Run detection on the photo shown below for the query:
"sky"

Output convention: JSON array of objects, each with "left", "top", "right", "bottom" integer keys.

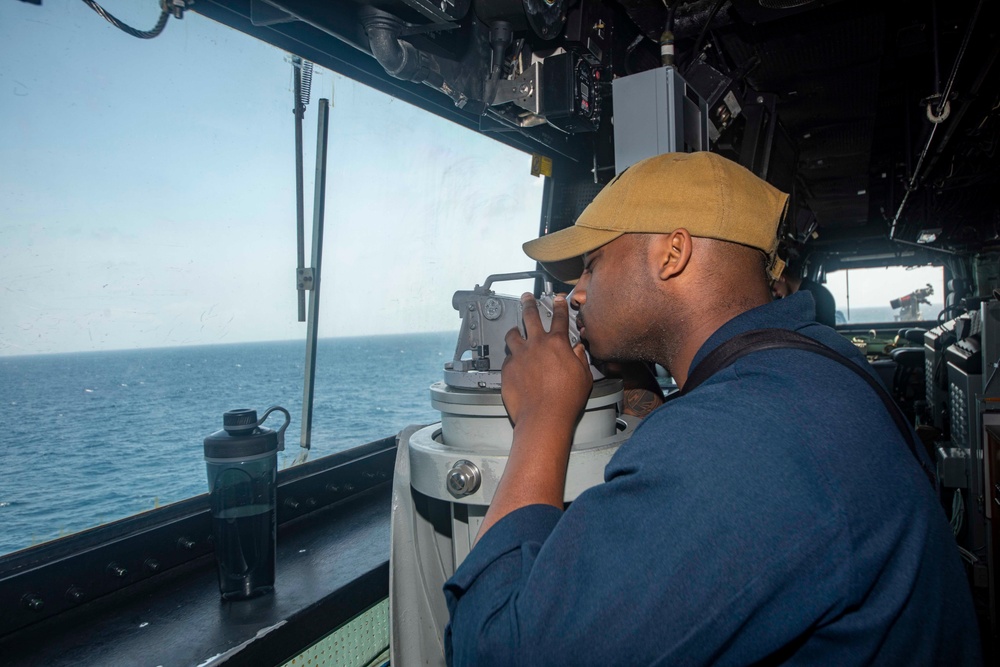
[{"left": 0, "top": 0, "right": 543, "bottom": 356}]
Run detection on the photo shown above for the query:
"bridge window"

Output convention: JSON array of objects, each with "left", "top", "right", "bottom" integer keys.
[
  {"left": 825, "top": 266, "right": 946, "bottom": 324},
  {"left": 0, "top": 3, "right": 541, "bottom": 556}
]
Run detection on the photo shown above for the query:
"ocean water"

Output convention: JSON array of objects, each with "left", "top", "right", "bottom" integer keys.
[
  {"left": 837, "top": 304, "right": 945, "bottom": 325},
  {"left": 0, "top": 332, "right": 457, "bottom": 556}
]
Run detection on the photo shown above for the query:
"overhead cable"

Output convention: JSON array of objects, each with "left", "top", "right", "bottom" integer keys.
[
  {"left": 890, "top": 0, "right": 985, "bottom": 241},
  {"left": 81, "top": 0, "right": 171, "bottom": 39}
]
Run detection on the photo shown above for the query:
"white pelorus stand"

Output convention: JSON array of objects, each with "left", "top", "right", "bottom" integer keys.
[{"left": 388, "top": 278, "right": 636, "bottom": 667}]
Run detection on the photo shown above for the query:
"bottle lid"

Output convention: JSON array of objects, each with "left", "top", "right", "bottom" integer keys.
[
  {"left": 223, "top": 408, "right": 258, "bottom": 434},
  {"left": 204, "top": 409, "right": 279, "bottom": 460}
]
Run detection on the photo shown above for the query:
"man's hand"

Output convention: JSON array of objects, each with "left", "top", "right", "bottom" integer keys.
[
  {"left": 501, "top": 293, "right": 593, "bottom": 430},
  {"left": 474, "top": 293, "right": 592, "bottom": 545}
]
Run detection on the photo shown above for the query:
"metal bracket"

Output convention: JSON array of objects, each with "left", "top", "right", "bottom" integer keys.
[
  {"left": 479, "top": 270, "right": 547, "bottom": 293},
  {"left": 492, "top": 62, "right": 541, "bottom": 114},
  {"left": 163, "top": 0, "right": 191, "bottom": 20},
  {"left": 297, "top": 267, "right": 315, "bottom": 291}
]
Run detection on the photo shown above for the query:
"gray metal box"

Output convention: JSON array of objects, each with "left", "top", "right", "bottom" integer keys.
[{"left": 612, "top": 67, "right": 709, "bottom": 174}]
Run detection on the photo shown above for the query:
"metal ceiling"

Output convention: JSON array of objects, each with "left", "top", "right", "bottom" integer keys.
[{"left": 193, "top": 0, "right": 1000, "bottom": 254}]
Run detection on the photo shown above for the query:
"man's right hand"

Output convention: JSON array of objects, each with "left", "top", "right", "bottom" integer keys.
[
  {"left": 473, "top": 294, "right": 592, "bottom": 544},
  {"left": 501, "top": 293, "right": 593, "bottom": 431}
]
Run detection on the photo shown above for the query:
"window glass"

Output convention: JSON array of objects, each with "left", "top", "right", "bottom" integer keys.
[
  {"left": 0, "top": 2, "right": 542, "bottom": 555},
  {"left": 825, "top": 266, "right": 946, "bottom": 324}
]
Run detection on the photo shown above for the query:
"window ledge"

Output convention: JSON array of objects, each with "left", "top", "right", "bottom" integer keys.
[{"left": 1, "top": 449, "right": 395, "bottom": 666}]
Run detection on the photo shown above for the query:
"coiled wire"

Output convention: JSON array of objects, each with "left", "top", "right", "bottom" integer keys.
[{"left": 81, "top": 0, "right": 171, "bottom": 40}]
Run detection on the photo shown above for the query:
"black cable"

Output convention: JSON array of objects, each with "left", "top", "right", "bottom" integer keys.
[
  {"left": 624, "top": 34, "right": 645, "bottom": 75},
  {"left": 666, "top": 1, "right": 679, "bottom": 32},
  {"left": 687, "top": 0, "right": 728, "bottom": 73},
  {"left": 81, "top": 0, "right": 170, "bottom": 39}
]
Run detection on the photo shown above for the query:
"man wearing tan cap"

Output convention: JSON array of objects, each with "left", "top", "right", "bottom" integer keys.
[{"left": 444, "top": 152, "right": 980, "bottom": 665}]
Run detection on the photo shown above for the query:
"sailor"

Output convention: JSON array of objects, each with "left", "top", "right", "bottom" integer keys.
[
  {"left": 773, "top": 257, "right": 838, "bottom": 328},
  {"left": 444, "top": 152, "right": 981, "bottom": 665}
]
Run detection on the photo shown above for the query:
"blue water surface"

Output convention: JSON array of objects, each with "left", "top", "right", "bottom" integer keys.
[{"left": 0, "top": 332, "right": 456, "bottom": 555}]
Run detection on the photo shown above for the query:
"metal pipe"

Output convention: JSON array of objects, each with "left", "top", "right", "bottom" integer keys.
[
  {"left": 936, "top": 0, "right": 983, "bottom": 118},
  {"left": 298, "top": 99, "right": 330, "bottom": 465},
  {"left": 293, "top": 57, "right": 307, "bottom": 322},
  {"left": 890, "top": 235, "right": 959, "bottom": 256},
  {"left": 889, "top": 122, "right": 938, "bottom": 240},
  {"left": 931, "top": 0, "right": 941, "bottom": 96},
  {"left": 846, "top": 269, "right": 850, "bottom": 321},
  {"left": 360, "top": 8, "right": 443, "bottom": 89},
  {"left": 919, "top": 39, "right": 1000, "bottom": 182},
  {"left": 534, "top": 172, "right": 557, "bottom": 295},
  {"left": 890, "top": 0, "right": 983, "bottom": 241}
]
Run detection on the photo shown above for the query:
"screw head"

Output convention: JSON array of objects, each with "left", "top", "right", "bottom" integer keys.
[{"left": 447, "top": 460, "right": 482, "bottom": 498}]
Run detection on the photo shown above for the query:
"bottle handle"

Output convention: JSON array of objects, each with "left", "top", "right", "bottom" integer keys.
[{"left": 257, "top": 406, "right": 291, "bottom": 451}]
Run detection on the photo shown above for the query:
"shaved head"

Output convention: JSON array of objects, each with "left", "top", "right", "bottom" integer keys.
[{"left": 693, "top": 238, "right": 772, "bottom": 313}]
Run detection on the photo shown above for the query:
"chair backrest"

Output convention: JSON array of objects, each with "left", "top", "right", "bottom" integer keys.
[{"left": 946, "top": 278, "right": 971, "bottom": 309}]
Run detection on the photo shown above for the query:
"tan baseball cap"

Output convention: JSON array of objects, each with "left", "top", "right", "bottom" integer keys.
[{"left": 523, "top": 151, "right": 789, "bottom": 283}]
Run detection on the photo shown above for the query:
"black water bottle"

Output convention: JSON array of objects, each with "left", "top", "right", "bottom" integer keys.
[{"left": 203, "top": 406, "right": 290, "bottom": 600}]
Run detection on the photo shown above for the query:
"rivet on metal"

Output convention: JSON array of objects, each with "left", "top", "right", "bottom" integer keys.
[{"left": 21, "top": 593, "right": 44, "bottom": 611}]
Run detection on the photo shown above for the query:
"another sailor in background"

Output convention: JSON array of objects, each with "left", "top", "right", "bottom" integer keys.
[
  {"left": 772, "top": 257, "right": 838, "bottom": 328},
  {"left": 444, "top": 152, "right": 981, "bottom": 666}
]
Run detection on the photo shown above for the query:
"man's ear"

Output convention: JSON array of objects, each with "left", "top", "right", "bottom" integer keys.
[{"left": 652, "top": 229, "right": 692, "bottom": 280}]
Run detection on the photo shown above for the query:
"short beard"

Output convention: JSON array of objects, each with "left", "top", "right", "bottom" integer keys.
[{"left": 601, "top": 286, "right": 684, "bottom": 373}]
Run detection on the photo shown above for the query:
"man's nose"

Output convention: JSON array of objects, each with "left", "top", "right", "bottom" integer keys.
[{"left": 570, "top": 277, "right": 587, "bottom": 308}]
